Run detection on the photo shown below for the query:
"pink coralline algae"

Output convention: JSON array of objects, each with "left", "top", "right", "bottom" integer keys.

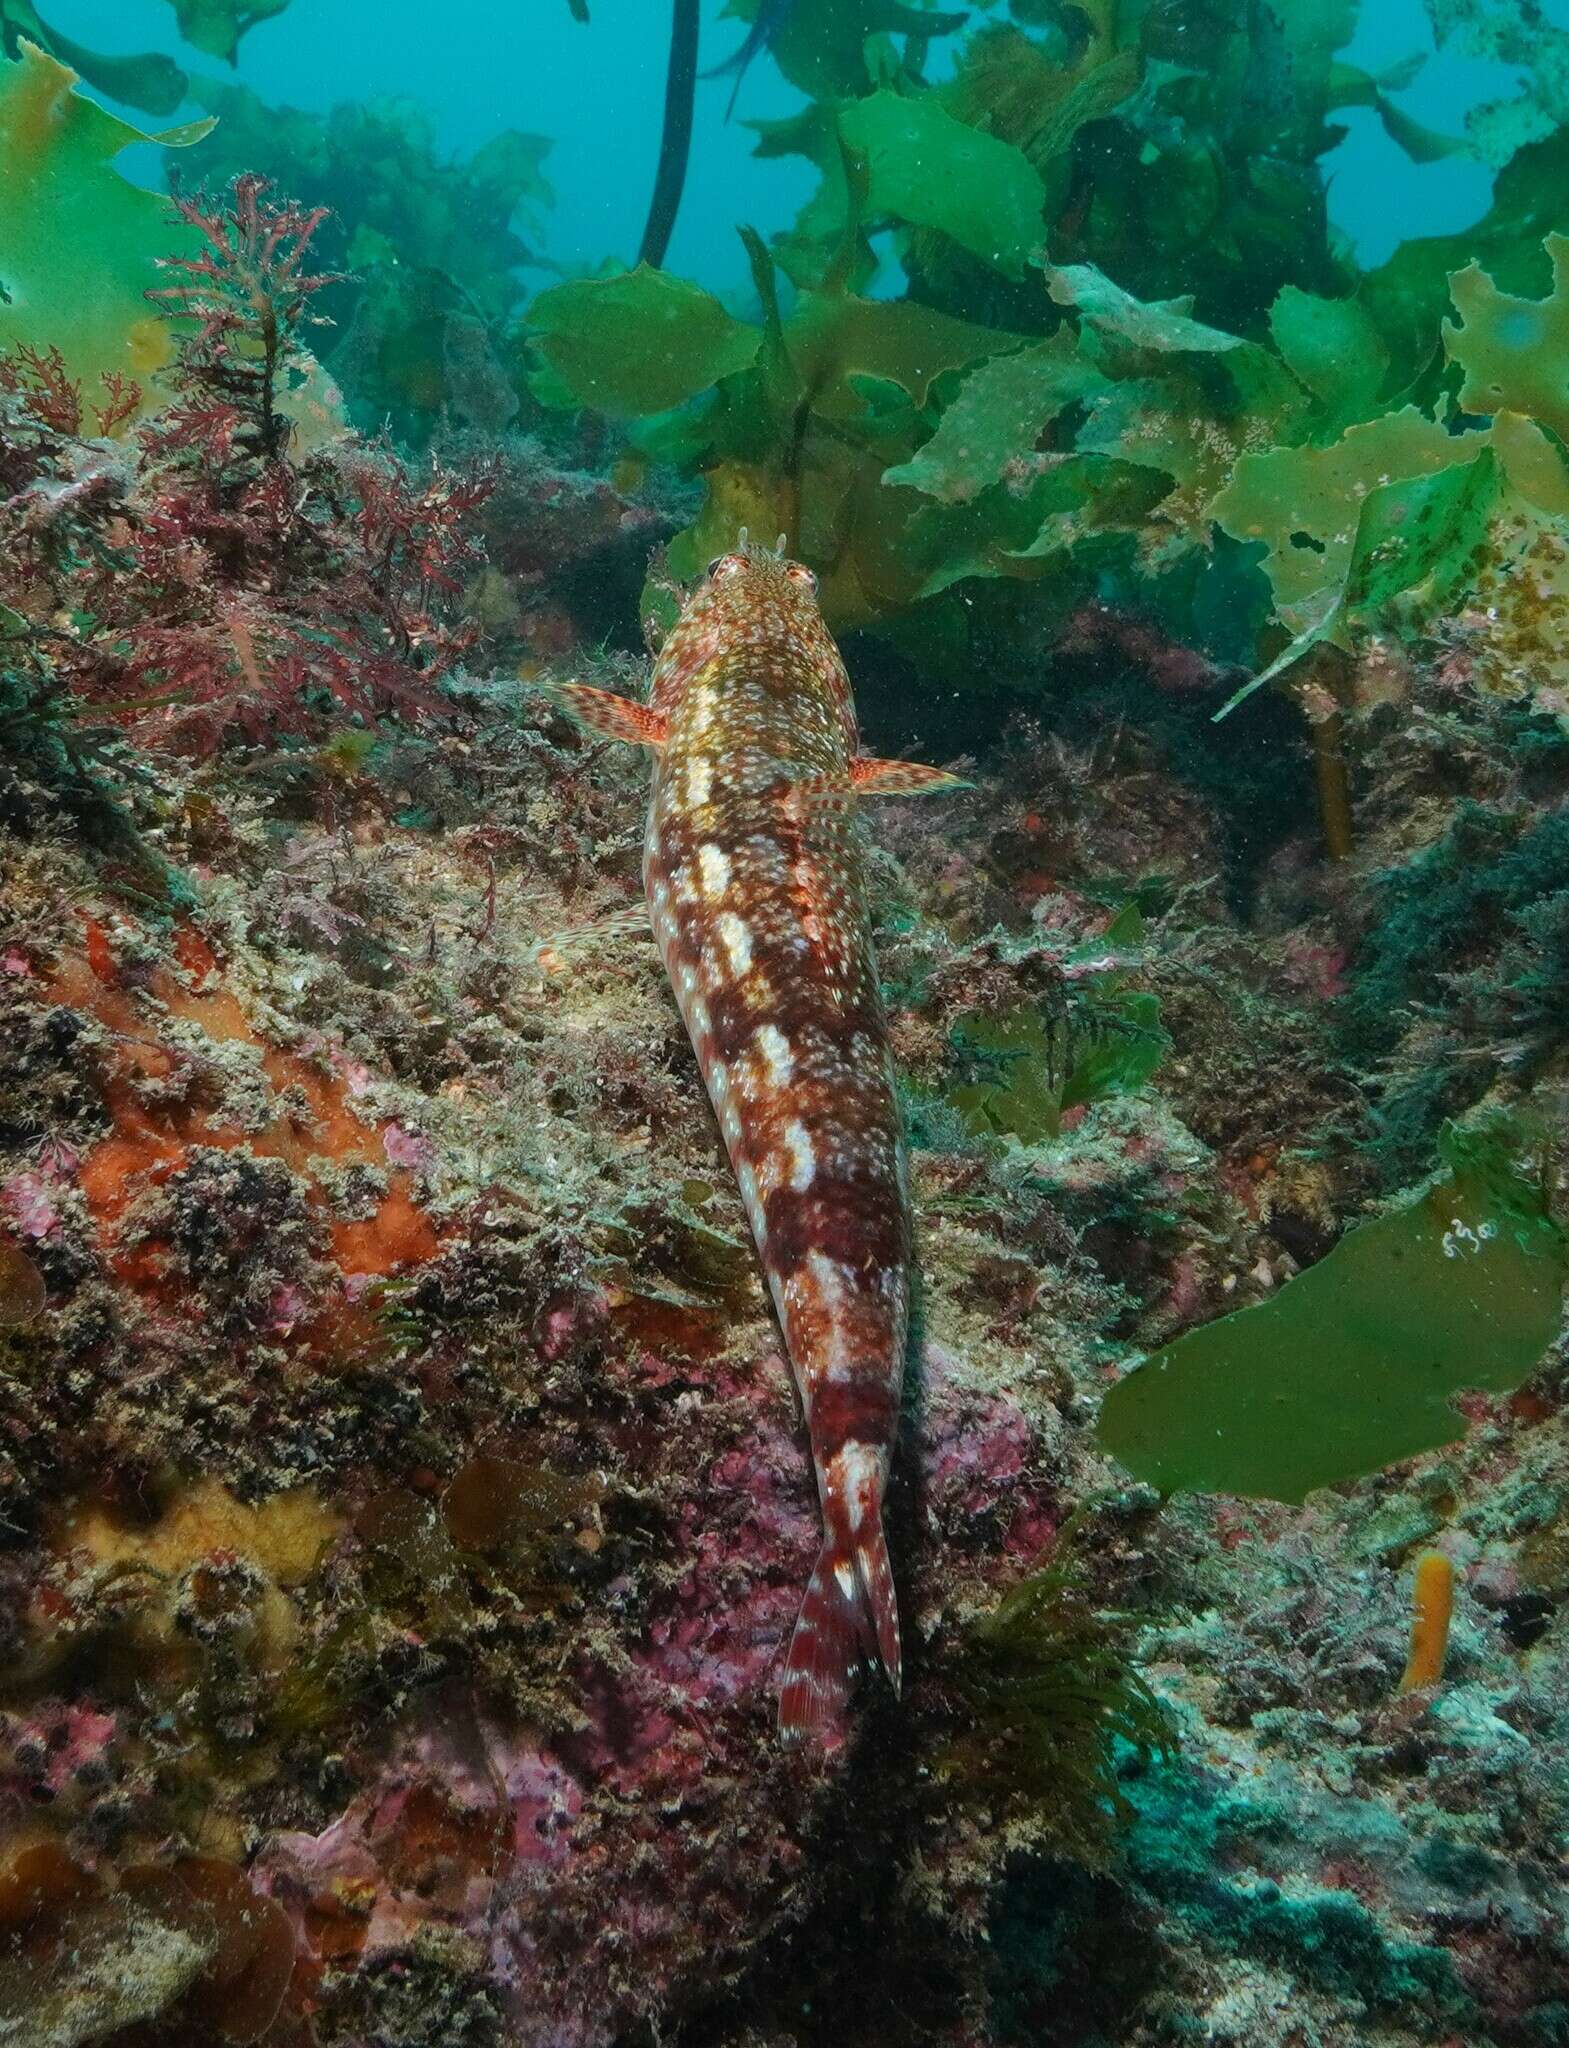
[
  {"left": 581, "top": 1425, "right": 816, "bottom": 1772},
  {"left": 262, "top": 1713, "right": 582, "bottom": 1947},
  {"left": 1, "top": 1142, "right": 79, "bottom": 1240},
  {"left": 0, "top": 1703, "right": 120, "bottom": 1804},
  {"left": 251, "top": 1338, "right": 1055, "bottom": 2044},
  {"left": 381, "top": 1121, "right": 437, "bottom": 1173},
  {"left": 917, "top": 1342, "right": 1057, "bottom": 1555}
]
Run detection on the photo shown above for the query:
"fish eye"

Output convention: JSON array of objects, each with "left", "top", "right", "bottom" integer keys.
[
  {"left": 785, "top": 562, "right": 818, "bottom": 593},
  {"left": 707, "top": 553, "right": 746, "bottom": 581}
]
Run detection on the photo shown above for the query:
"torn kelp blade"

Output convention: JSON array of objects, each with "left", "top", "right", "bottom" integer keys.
[{"left": 1097, "top": 1169, "right": 1568, "bottom": 1506}]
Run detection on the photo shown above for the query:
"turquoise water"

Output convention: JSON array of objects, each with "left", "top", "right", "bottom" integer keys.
[{"left": 49, "top": 0, "right": 1569, "bottom": 286}]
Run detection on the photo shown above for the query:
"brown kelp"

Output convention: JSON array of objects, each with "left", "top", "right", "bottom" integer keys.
[{"left": 638, "top": 0, "right": 700, "bottom": 267}]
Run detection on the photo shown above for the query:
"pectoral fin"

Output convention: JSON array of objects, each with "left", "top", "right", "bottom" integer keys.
[
  {"left": 541, "top": 682, "right": 668, "bottom": 750},
  {"left": 850, "top": 756, "right": 972, "bottom": 795},
  {"left": 530, "top": 901, "right": 655, "bottom": 972}
]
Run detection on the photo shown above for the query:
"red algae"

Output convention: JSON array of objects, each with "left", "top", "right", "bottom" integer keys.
[{"left": 80, "top": 914, "right": 117, "bottom": 988}]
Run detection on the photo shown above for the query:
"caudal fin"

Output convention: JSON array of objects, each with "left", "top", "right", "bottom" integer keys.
[{"left": 778, "top": 1519, "right": 901, "bottom": 1746}]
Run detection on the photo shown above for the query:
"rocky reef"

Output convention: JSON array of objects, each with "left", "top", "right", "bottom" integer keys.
[
  {"left": 3, "top": 563, "right": 1566, "bottom": 2041},
  {"left": 1, "top": 3, "right": 1568, "bottom": 2044}
]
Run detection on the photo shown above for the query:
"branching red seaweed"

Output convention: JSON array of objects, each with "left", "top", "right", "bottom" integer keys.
[
  {"left": 0, "top": 175, "right": 495, "bottom": 762},
  {"left": 150, "top": 173, "right": 340, "bottom": 471}
]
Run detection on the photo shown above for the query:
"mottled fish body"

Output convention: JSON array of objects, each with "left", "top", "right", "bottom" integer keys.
[{"left": 550, "top": 542, "right": 963, "bottom": 1742}]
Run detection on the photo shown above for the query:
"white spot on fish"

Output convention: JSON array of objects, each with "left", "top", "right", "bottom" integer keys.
[
  {"left": 698, "top": 842, "right": 730, "bottom": 898},
  {"left": 686, "top": 756, "right": 713, "bottom": 807},
  {"left": 805, "top": 1251, "right": 856, "bottom": 1382},
  {"left": 784, "top": 1121, "right": 815, "bottom": 1191},
  {"left": 804, "top": 1250, "right": 841, "bottom": 1300},
  {"left": 718, "top": 912, "right": 753, "bottom": 977},
  {"left": 835, "top": 1442, "right": 882, "bottom": 1529},
  {"left": 754, "top": 1023, "right": 794, "bottom": 1085}
]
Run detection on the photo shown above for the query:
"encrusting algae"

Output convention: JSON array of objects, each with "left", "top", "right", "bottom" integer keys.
[{"left": 33, "top": 915, "right": 440, "bottom": 1334}]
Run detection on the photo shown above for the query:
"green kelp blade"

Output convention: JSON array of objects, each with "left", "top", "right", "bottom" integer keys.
[
  {"left": 1444, "top": 233, "right": 1569, "bottom": 444},
  {"left": 1210, "top": 431, "right": 1499, "bottom": 718},
  {"left": 0, "top": 40, "right": 212, "bottom": 411},
  {"left": 1267, "top": 285, "right": 1390, "bottom": 432},
  {"left": 883, "top": 334, "right": 1107, "bottom": 506},
  {"left": 161, "top": 0, "right": 290, "bottom": 63},
  {"left": 526, "top": 266, "right": 761, "bottom": 417},
  {"left": 838, "top": 90, "right": 1048, "bottom": 281},
  {"left": 1097, "top": 1172, "right": 1567, "bottom": 1505},
  {"left": 746, "top": 0, "right": 967, "bottom": 102}
]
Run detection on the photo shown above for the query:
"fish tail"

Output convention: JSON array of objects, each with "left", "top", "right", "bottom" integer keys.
[
  {"left": 857, "top": 1513, "right": 902, "bottom": 1689},
  {"left": 778, "top": 1514, "right": 901, "bottom": 1746}
]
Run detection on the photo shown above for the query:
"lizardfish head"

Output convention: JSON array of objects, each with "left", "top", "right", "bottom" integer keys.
[
  {"left": 650, "top": 535, "right": 855, "bottom": 736},
  {"left": 694, "top": 536, "right": 822, "bottom": 633}
]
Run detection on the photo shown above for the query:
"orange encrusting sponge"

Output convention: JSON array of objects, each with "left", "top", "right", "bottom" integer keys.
[
  {"left": 1398, "top": 1549, "right": 1456, "bottom": 1694},
  {"left": 40, "top": 915, "right": 439, "bottom": 1310}
]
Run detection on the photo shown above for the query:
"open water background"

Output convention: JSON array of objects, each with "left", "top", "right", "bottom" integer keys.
[{"left": 51, "top": 0, "right": 1569, "bottom": 296}]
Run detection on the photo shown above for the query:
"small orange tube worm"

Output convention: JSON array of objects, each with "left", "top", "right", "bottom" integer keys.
[{"left": 1398, "top": 1550, "right": 1456, "bottom": 1693}]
